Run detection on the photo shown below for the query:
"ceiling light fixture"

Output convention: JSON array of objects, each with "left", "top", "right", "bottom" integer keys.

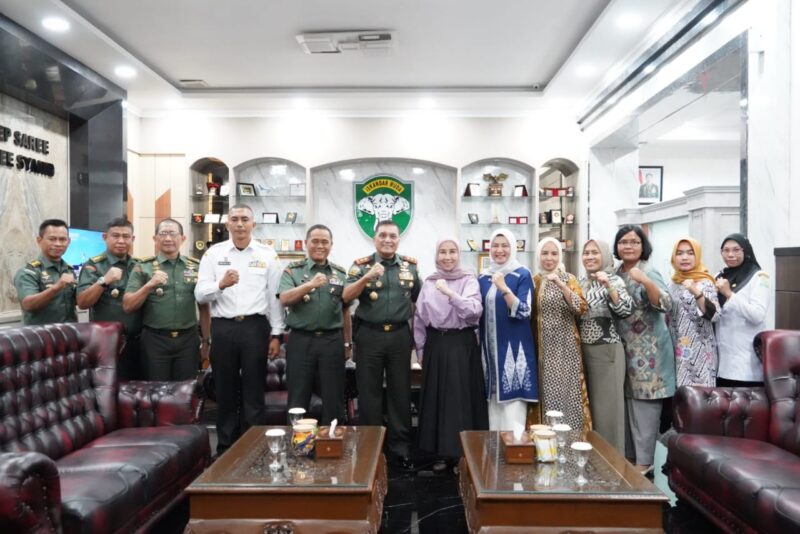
[
  {"left": 114, "top": 66, "right": 136, "bottom": 79},
  {"left": 615, "top": 13, "right": 642, "bottom": 30},
  {"left": 42, "top": 17, "right": 70, "bottom": 32}
]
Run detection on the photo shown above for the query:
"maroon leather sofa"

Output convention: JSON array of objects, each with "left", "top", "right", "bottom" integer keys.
[
  {"left": 0, "top": 322, "right": 210, "bottom": 533},
  {"left": 666, "top": 329, "right": 800, "bottom": 533}
]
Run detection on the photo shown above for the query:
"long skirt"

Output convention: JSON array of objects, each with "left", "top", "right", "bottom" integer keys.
[{"left": 418, "top": 327, "right": 489, "bottom": 458}]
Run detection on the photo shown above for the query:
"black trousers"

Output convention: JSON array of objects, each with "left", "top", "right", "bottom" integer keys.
[
  {"left": 118, "top": 332, "right": 142, "bottom": 381},
  {"left": 286, "top": 329, "right": 345, "bottom": 425},
  {"left": 354, "top": 325, "right": 412, "bottom": 458},
  {"left": 141, "top": 327, "right": 199, "bottom": 381},
  {"left": 210, "top": 315, "right": 271, "bottom": 454}
]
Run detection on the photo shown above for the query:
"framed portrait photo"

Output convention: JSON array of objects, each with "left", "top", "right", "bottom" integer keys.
[
  {"left": 262, "top": 212, "right": 279, "bottom": 224},
  {"left": 237, "top": 182, "right": 256, "bottom": 197},
  {"left": 550, "top": 209, "right": 562, "bottom": 224},
  {"left": 481, "top": 239, "right": 490, "bottom": 252},
  {"left": 285, "top": 212, "right": 297, "bottom": 224},
  {"left": 478, "top": 253, "right": 490, "bottom": 272},
  {"left": 464, "top": 183, "right": 481, "bottom": 197},
  {"left": 516, "top": 240, "right": 526, "bottom": 252},
  {"left": 637, "top": 166, "right": 663, "bottom": 205}
]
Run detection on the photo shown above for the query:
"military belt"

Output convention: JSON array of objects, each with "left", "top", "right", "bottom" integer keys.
[
  {"left": 291, "top": 328, "right": 340, "bottom": 337},
  {"left": 144, "top": 326, "right": 196, "bottom": 338},
  {"left": 360, "top": 321, "right": 407, "bottom": 333}
]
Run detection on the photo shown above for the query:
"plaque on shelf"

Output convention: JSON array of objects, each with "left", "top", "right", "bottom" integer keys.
[
  {"left": 192, "top": 213, "right": 203, "bottom": 224},
  {"left": 220, "top": 214, "right": 228, "bottom": 224},
  {"left": 285, "top": 212, "right": 297, "bottom": 224},
  {"left": 566, "top": 186, "right": 575, "bottom": 197},
  {"left": 516, "top": 240, "right": 526, "bottom": 252},
  {"left": 519, "top": 216, "right": 528, "bottom": 224},
  {"left": 508, "top": 216, "right": 517, "bottom": 224},
  {"left": 565, "top": 239, "right": 574, "bottom": 250},
  {"left": 238, "top": 183, "right": 256, "bottom": 197},
  {"left": 539, "top": 212, "right": 550, "bottom": 224},
  {"left": 467, "top": 239, "right": 478, "bottom": 252},
  {"left": 195, "top": 240, "right": 205, "bottom": 251},
  {"left": 294, "top": 240, "right": 303, "bottom": 251},
  {"left": 550, "top": 209, "right": 562, "bottom": 224},
  {"left": 203, "top": 213, "right": 220, "bottom": 224},
  {"left": 464, "top": 183, "right": 481, "bottom": 197},
  {"left": 265, "top": 238, "right": 276, "bottom": 248},
  {"left": 194, "top": 183, "right": 205, "bottom": 195},
  {"left": 513, "top": 185, "right": 529, "bottom": 197},
  {"left": 483, "top": 173, "right": 508, "bottom": 197},
  {"left": 468, "top": 213, "right": 479, "bottom": 224},
  {"left": 565, "top": 214, "right": 575, "bottom": 224},
  {"left": 280, "top": 239, "right": 290, "bottom": 252},
  {"left": 481, "top": 239, "right": 490, "bottom": 252},
  {"left": 262, "top": 212, "right": 279, "bottom": 224},
  {"left": 290, "top": 183, "right": 306, "bottom": 196}
]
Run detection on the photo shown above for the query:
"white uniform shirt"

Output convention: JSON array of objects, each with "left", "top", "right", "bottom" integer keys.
[
  {"left": 195, "top": 239, "right": 285, "bottom": 334},
  {"left": 715, "top": 271, "right": 771, "bottom": 382}
]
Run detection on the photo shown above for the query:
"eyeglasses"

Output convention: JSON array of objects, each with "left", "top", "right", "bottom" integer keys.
[
  {"left": 722, "top": 247, "right": 743, "bottom": 254},
  {"left": 157, "top": 231, "right": 180, "bottom": 238},
  {"left": 618, "top": 240, "right": 642, "bottom": 247}
]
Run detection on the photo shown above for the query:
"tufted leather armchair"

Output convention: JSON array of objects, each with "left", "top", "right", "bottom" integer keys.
[
  {"left": 666, "top": 329, "right": 800, "bottom": 533},
  {"left": 0, "top": 322, "right": 210, "bottom": 533}
]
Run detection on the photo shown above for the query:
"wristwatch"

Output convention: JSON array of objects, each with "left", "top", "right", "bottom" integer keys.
[
  {"left": 344, "top": 342, "right": 353, "bottom": 349},
  {"left": 97, "top": 276, "right": 109, "bottom": 288}
]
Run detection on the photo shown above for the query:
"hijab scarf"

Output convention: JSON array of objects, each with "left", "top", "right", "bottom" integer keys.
[
  {"left": 580, "top": 239, "right": 614, "bottom": 292},
  {"left": 481, "top": 228, "right": 523, "bottom": 276},
  {"left": 425, "top": 237, "right": 473, "bottom": 281},
  {"left": 670, "top": 237, "right": 715, "bottom": 285},
  {"left": 716, "top": 233, "right": 761, "bottom": 307},
  {"left": 537, "top": 237, "right": 565, "bottom": 290}
]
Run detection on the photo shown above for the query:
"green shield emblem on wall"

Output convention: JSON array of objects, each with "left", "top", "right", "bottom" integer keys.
[{"left": 354, "top": 174, "right": 414, "bottom": 238}]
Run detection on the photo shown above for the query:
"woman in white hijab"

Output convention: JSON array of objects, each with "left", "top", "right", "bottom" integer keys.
[
  {"left": 477, "top": 229, "right": 538, "bottom": 430},
  {"left": 533, "top": 237, "right": 591, "bottom": 434}
]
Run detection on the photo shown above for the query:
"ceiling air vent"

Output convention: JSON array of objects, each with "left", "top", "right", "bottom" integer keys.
[
  {"left": 178, "top": 79, "right": 209, "bottom": 88},
  {"left": 296, "top": 31, "right": 396, "bottom": 56}
]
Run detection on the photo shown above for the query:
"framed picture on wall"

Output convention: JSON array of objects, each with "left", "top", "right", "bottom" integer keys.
[
  {"left": 238, "top": 182, "right": 256, "bottom": 196},
  {"left": 637, "top": 166, "right": 663, "bottom": 205},
  {"left": 478, "top": 253, "right": 490, "bottom": 272}
]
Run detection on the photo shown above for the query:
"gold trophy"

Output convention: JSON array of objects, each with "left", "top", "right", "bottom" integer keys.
[{"left": 483, "top": 172, "right": 508, "bottom": 197}]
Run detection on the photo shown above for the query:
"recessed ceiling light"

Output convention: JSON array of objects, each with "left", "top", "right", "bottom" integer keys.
[
  {"left": 616, "top": 13, "right": 642, "bottom": 30},
  {"left": 114, "top": 66, "right": 136, "bottom": 79},
  {"left": 576, "top": 65, "right": 596, "bottom": 78},
  {"left": 643, "top": 64, "right": 656, "bottom": 74},
  {"left": 42, "top": 17, "right": 70, "bottom": 32}
]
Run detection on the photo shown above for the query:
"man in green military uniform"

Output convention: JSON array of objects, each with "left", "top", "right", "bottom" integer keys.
[
  {"left": 77, "top": 217, "right": 143, "bottom": 380},
  {"left": 123, "top": 218, "right": 210, "bottom": 381},
  {"left": 279, "top": 224, "right": 352, "bottom": 425},
  {"left": 343, "top": 219, "right": 421, "bottom": 471},
  {"left": 14, "top": 219, "right": 77, "bottom": 325}
]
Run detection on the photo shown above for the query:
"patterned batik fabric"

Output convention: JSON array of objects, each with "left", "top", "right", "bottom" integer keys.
[
  {"left": 667, "top": 280, "right": 719, "bottom": 387},
  {"left": 533, "top": 272, "right": 592, "bottom": 434},
  {"left": 578, "top": 274, "right": 633, "bottom": 345},
  {"left": 615, "top": 262, "right": 677, "bottom": 400}
]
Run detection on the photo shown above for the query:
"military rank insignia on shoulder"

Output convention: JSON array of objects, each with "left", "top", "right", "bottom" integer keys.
[
  {"left": 90, "top": 253, "right": 106, "bottom": 263},
  {"left": 330, "top": 262, "right": 346, "bottom": 274},
  {"left": 400, "top": 255, "right": 417, "bottom": 265},
  {"left": 28, "top": 259, "right": 42, "bottom": 268},
  {"left": 138, "top": 255, "right": 156, "bottom": 264},
  {"left": 355, "top": 256, "right": 372, "bottom": 265},
  {"left": 289, "top": 260, "right": 306, "bottom": 269},
  {"left": 187, "top": 256, "right": 200, "bottom": 264}
]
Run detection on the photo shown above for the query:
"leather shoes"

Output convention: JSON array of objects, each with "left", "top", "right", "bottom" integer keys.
[{"left": 392, "top": 455, "right": 416, "bottom": 473}]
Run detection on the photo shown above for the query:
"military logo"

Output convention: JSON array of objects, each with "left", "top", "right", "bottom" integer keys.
[{"left": 354, "top": 174, "right": 413, "bottom": 238}]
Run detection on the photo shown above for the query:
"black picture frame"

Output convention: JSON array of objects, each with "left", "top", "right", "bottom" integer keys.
[
  {"left": 262, "top": 212, "right": 279, "bottom": 224},
  {"left": 637, "top": 166, "right": 663, "bottom": 205},
  {"left": 237, "top": 182, "right": 256, "bottom": 196}
]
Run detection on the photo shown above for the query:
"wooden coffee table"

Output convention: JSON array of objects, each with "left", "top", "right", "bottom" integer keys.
[
  {"left": 185, "top": 426, "right": 387, "bottom": 533},
  {"left": 459, "top": 430, "right": 667, "bottom": 533}
]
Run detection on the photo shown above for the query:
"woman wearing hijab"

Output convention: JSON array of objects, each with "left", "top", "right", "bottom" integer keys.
[
  {"left": 613, "top": 225, "right": 675, "bottom": 475},
  {"left": 578, "top": 239, "right": 633, "bottom": 452},
  {"left": 478, "top": 229, "right": 538, "bottom": 430},
  {"left": 534, "top": 237, "right": 590, "bottom": 434},
  {"left": 714, "top": 234, "right": 770, "bottom": 387},
  {"left": 414, "top": 237, "right": 487, "bottom": 472},
  {"left": 667, "top": 238, "right": 720, "bottom": 387}
]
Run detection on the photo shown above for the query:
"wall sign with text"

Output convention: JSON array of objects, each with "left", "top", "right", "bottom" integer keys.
[{"left": 0, "top": 125, "right": 56, "bottom": 177}]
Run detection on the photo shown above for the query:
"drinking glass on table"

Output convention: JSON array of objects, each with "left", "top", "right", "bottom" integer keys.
[
  {"left": 288, "top": 407, "right": 306, "bottom": 426},
  {"left": 571, "top": 441, "right": 593, "bottom": 486},
  {"left": 265, "top": 428, "right": 286, "bottom": 473},
  {"left": 552, "top": 423, "right": 571, "bottom": 464}
]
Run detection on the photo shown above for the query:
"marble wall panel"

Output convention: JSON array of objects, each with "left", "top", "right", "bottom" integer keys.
[
  {"left": 311, "top": 159, "right": 457, "bottom": 275},
  {"left": 0, "top": 93, "right": 68, "bottom": 319}
]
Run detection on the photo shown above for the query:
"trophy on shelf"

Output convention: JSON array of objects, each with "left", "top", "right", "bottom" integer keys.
[
  {"left": 483, "top": 172, "right": 508, "bottom": 197},
  {"left": 206, "top": 172, "right": 220, "bottom": 196}
]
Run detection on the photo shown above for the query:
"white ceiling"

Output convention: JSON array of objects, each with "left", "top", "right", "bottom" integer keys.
[{"left": 1, "top": 0, "right": 694, "bottom": 116}]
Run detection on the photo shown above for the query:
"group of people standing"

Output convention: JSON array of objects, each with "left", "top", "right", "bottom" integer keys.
[
  {"left": 14, "top": 212, "right": 769, "bottom": 475},
  {"left": 414, "top": 225, "right": 769, "bottom": 476}
]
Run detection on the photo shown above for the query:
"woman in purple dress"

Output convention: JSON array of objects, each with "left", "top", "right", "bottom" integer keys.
[{"left": 414, "top": 237, "right": 487, "bottom": 472}]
